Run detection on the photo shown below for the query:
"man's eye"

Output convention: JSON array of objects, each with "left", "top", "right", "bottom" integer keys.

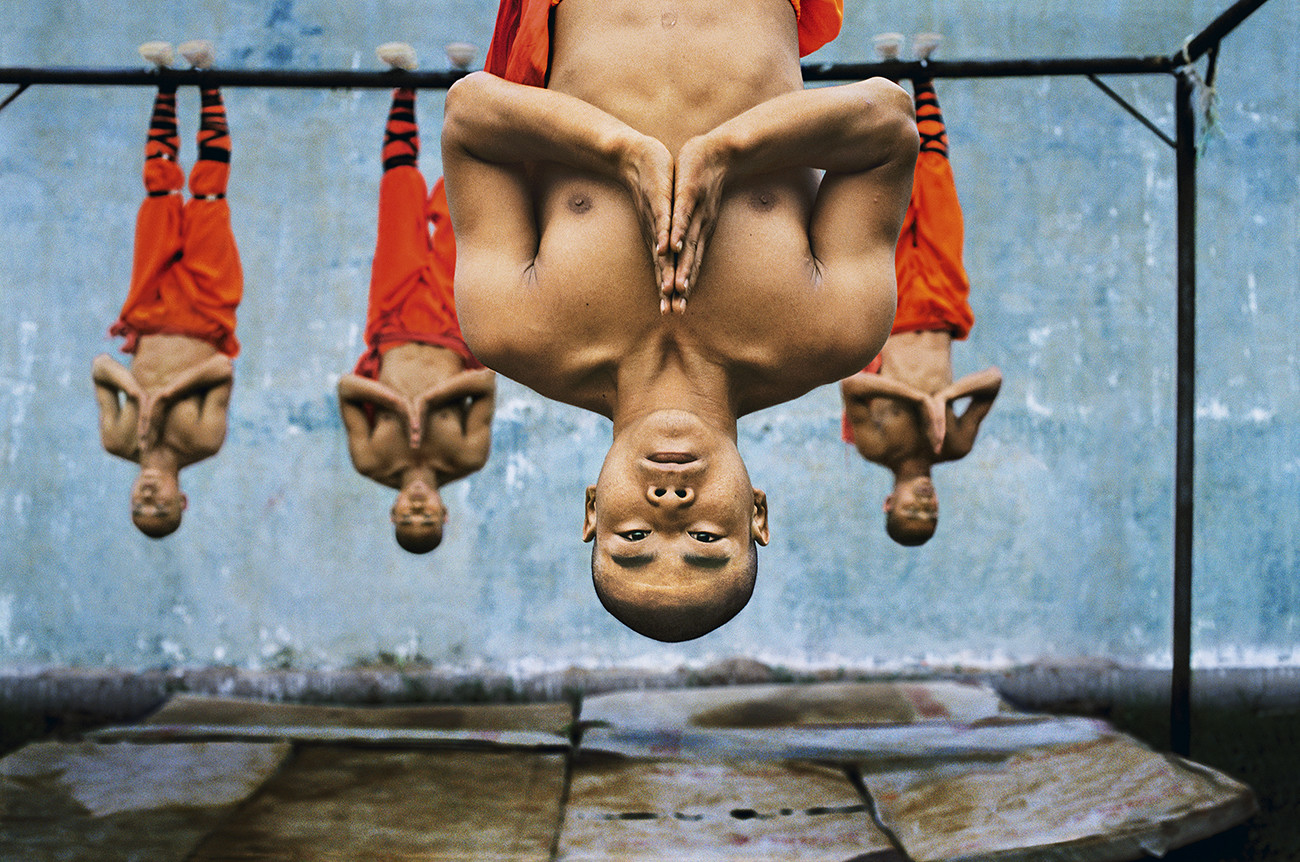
[
  {"left": 689, "top": 531, "right": 719, "bottom": 543},
  {"left": 621, "top": 530, "right": 650, "bottom": 541}
]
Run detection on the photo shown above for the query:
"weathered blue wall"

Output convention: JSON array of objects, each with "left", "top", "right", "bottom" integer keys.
[{"left": 1, "top": 0, "right": 1296, "bottom": 673}]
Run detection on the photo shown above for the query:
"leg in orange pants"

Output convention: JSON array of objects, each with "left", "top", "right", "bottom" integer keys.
[
  {"left": 890, "top": 78, "right": 973, "bottom": 342},
  {"left": 111, "top": 86, "right": 242, "bottom": 357},
  {"left": 354, "top": 88, "right": 483, "bottom": 379}
]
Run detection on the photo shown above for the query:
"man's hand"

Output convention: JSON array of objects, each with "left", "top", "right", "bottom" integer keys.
[
  {"left": 921, "top": 393, "right": 946, "bottom": 454},
  {"left": 619, "top": 133, "right": 675, "bottom": 312},
  {"left": 666, "top": 134, "right": 729, "bottom": 314}
]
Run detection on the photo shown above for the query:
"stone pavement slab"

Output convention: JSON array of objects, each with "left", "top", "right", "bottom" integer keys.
[
  {"left": 580, "top": 681, "right": 1110, "bottom": 766},
  {"left": 557, "top": 753, "right": 902, "bottom": 862},
  {"left": 0, "top": 740, "right": 290, "bottom": 862},
  {"left": 858, "top": 733, "right": 1257, "bottom": 862},
  {"left": 89, "top": 693, "right": 574, "bottom": 749},
  {"left": 581, "top": 681, "right": 1011, "bottom": 731},
  {"left": 190, "top": 746, "right": 567, "bottom": 861}
]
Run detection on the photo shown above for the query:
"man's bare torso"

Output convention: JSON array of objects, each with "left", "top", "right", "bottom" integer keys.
[
  {"left": 130, "top": 334, "right": 221, "bottom": 391},
  {"left": 366, "top": 343, "right": 478, "bottom": 485},
  {"left": 878, "top": 330, "right": 954, "bottom": 394},
  {"left": 481, "top": 0, "right": 881, "bottom": 418},
  {"left": 129, "top": 334, "right": 227, "bottom": 466}
]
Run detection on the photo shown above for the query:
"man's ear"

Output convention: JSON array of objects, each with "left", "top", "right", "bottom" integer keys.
[
  {"left": 180, "top": 493, "right": 189, "bottom": 512},
  {"left": 582, "top": 485, "right": 597, "bottom": 542},
  {"left": 882, "top": 493, "right": 894, "bottom": 514},
  {"left": 750, "top": 487, "right": 770, "bottom": 546}
]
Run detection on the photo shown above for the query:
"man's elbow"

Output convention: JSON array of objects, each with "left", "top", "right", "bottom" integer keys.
[
  {"left": 859, "top": 78, "right": 919, "bottom": 166},
  {"left": 442, "top": 71, "right": 496, "bottom": 154}
]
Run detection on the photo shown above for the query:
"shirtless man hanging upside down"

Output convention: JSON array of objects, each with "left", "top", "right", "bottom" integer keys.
[
  {"left": 442, "top": 0, "right": 918, "bottom": 640},
  {"left": 94, "top": 40, "right": 241, "bottom": 539}
]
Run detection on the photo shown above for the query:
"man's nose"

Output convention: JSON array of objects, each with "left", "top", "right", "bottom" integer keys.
[{"left": 646, "top": 484, "right": 694, "bottom": 506}]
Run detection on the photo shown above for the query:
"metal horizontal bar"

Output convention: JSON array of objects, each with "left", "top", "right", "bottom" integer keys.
[
  {"left": 0, "top": 54, "right": 1182, "bottom": 93},
  {"left": 804, "top": 55, "right": 1178, "bottom": 81},
  {"left": 0, "top": 67, "right": 471, "bottom": 89}
]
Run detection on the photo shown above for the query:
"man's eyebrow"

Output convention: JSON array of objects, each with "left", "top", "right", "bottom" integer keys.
[
  {"left": 683, "top": 553, "right": 732, "bottom": 570},
  {"left": 610, "top": 553, "right": 655, "bottom": 569}
]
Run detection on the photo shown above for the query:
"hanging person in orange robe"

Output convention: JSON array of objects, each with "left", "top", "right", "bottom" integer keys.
[
  {"left": 93, "top": 40, "right": 242, "bottom": 539},
  {"left": 840, "top": 34, "right": 1002, "bottom": 547},
  {"left": 337, "top": 44, "right": 496, "bottom": 555}
]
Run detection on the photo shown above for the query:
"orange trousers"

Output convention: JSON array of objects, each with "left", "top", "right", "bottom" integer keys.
[
  {"left": 485, "top": 0, "right": 843, "bottom": 86},
  {"left": 111, "top": 158, "right": 242, "bottom": 356},
  {"left": 891, "top": 149, "right": 974, "bottom": 341},
  {"left": 353, "top": 169, "right": 483, "bottom": 379}
]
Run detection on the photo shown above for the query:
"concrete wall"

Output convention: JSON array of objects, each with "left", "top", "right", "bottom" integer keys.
[{"left": 1, "top": 0, "right": 1296, "bottom": 674}]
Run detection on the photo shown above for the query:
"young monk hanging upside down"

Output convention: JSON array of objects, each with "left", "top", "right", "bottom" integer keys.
[
  {"left": 442, "top": 0, "right": 918, "bottom": 639},
  {"left": 840, "top": 35, "right": 1002, "bottom": 547},
  {"left": 93, "top": 41, "right": 241, "bottom": 539},
  {"left": 337, "top": 44, "right": 496, "bottom": 555}
]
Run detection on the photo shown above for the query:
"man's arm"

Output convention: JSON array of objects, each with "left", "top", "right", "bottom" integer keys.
[
  {"left": 411, "top": 369, "right": 496, "bottom": 449},
  {"left": 140, "top": 354, "right": 234, "bottom": 449},
  {"left": 938, "top": 366, "right": 1002, "bottom": 459},
  {"left": 441, "top": 72, "right": 676, "bottom": 323},
  {"left": 433, "top": 385, "right": 497, "bottom": 480},
  {"left": 337, "top": 374, "right": 409, "bottom": 483},
  {"left": 92, "top": 354, "right": 143, "bottom": 461},
  {"left": 841, "top": 370, "right": 946, "bottom": 454},
  {"left": 671, "top": 78, "right": 919, "bottom": 312}
]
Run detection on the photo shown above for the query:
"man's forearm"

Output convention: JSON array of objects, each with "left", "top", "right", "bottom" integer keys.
[
  {"left": 941, "top": 367, "right": 1003, "bottom": 404},
  {"left": 156, "top": 354, "right": 233, "bottom": 403},
  {"left": 699, "top": 78, "right": 916, "bottom": 181},
  {"left": 842, "top": 372, "right": 929, "bottom": 406},
  {"left": 443, "top": 72, "right": 658, "bottom": 188}
]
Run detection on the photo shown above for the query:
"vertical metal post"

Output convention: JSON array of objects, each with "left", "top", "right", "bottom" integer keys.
[{"left": 1171, "top": 69, "right": 1197, "bottom": 758}]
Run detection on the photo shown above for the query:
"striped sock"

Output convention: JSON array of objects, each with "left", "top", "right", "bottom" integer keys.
[
  {"left": 382, "top": 88, "right": 420, "bottom": 172},
  {"left": 913, "top": 79, "right": 949, "bottom": 158},
  {"left": 145, "top": 86, "right": 180, "bottom": 161},
  {"left": 197, "top": 87, "right": 231, "bottom": 163}
]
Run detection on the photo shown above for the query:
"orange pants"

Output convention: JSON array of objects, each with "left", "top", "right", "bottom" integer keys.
[
  {"left": 353, "top": 169, "right": 483, "bottom": 379},
  {"left": 485, "top": 0, "right": 843, "bottom": 86},
  {"left": 892, "top": 149, "right": 974, "bottom": 341},
  {"left": 111, "top": 158, "right": 242, "bottom": 356}
]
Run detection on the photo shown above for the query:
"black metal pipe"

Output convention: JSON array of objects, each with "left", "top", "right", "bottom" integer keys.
[
  {"left": 0, "top": 55, "right": 1182, "bottom": 93},
  {"left": 1171, "top": 70, "right": 1197, "bottom": 759},
  {"left": 0, "top": 67, "right": 470, "bottom": 90},
  {"left": 805, "top": 55, "right": 1177, "bottom": 81},
  {"left": 1087, "top": 75, "right": 1176, "bottom": 149},
  {"left": 1176, "top": 0, "right": 1272, "bottom": 65}
]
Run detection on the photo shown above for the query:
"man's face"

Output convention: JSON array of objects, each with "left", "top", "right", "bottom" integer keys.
[
  {"left": 131, "top": 468, "right": 185, "bottom": 537},
  {"left": 884, "top": 475, "right": 938, "bottom": 543},
  {"left": 583, "top": 411, "right": 769, "bottom": 639},
  {"left": 392, "top": 477, "right": 446, "bottom": 553}
]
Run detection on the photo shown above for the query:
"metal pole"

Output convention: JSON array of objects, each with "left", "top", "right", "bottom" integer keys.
[
  {"left": 0, "top": 55, "right": 1181, "bottom": 92},
  {"left": 1178, "top": 0, "right": 1273, "bottom": 64},
  {"left": 1171, "top": 69, "right": 1197, "bottom": 758}
]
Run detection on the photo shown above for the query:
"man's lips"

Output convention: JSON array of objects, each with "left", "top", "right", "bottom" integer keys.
[{"left": 647, "top": 452, "right": 697, "bottom": 464}]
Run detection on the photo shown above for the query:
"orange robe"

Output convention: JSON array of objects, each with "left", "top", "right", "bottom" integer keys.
[
  {"left": 111, "top": 158, "right": 242, "bottom": 356},
  {"left": 353, "top": 170, "right": 484, "bottom": 379},
  {"left": 485, "top": 0, "right": 844, "bottom": 86}
]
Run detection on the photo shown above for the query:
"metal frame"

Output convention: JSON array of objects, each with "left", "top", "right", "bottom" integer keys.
[{"left": 0, "top": 0, "right": 1275, "bottom": 756}]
